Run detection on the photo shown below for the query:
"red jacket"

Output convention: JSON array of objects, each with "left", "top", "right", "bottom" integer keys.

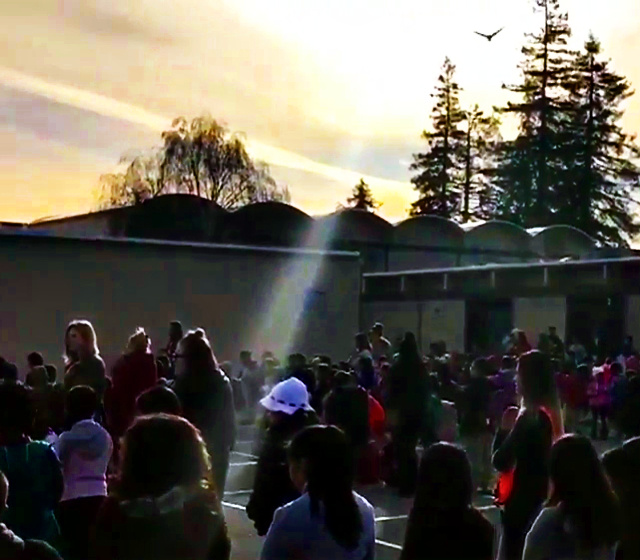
[
  {"left": 368, "top": 395, "right": 385, "bottom": 439},
  {"left": 107, "top": 352, "right": 157, "bottom": 437}
]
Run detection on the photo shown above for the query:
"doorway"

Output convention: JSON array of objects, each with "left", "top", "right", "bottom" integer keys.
[{"left": 465, "top": 299, "right": 513, "bottom": 354}]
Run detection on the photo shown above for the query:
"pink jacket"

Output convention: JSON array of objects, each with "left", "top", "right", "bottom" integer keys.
[{"left": 587, "top": 370, "right": 611, "bottom": 408}]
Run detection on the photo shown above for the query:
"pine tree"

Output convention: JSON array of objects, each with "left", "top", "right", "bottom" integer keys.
[
  {"left": 494, "top": 0, "right": 575, "bottom": 226},
  {"left": 346, "top": 179, "right": 380, "bottom": 211},
  {"left": 461, "top": 105, "right": 501, "bottom": 221},
  {"left": 560, "top": 35, "right": 640, "bottom": 245},
  {"left": 410, "top": 58, "right": 466, "bottom": 218}
]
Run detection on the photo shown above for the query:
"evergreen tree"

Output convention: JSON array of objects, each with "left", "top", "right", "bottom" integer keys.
[
  {"left": 494, "top": 0, "right": 574, "bottom": 226},
  {"left": 461, "top": 105, "right": 501, "bottom": 221},
  {"left": 410, "top": 58, "right": 466, "bottom": 218},
  {"left": 346, "top": 178, "right": 380, "bottom": 211},
  {"left": 561, "top": 35, "right": 640, "bottom": 245}
]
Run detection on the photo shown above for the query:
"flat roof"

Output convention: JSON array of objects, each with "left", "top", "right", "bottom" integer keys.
[
  {"left": 0, "top": 230, "right": 360, "bottom": 260},
  {"left": 364, "top": 256, "right": 640, "bottom": 278}
]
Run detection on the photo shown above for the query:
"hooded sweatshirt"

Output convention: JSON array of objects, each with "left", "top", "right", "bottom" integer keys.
[{"left": 54, "top": 419, "right": 112, "bottom": 502}]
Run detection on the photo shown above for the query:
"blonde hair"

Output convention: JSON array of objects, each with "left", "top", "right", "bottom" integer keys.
[
  {"left": 127, "top": 327, "right": 150, "bottom": 354},
  {"left": 65, "top": 320, "right": 99, "bottom": 365}
]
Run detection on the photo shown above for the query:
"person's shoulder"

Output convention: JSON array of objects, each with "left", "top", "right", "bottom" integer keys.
[
  {"left": 530, "top": 506, "right": 563, "bottom": 533},
  {"left": 353, "top": 492, "right": 375, "bottom": 516},
  {"left": 271, "top": 494, "right": 311, "bottom": 525}
]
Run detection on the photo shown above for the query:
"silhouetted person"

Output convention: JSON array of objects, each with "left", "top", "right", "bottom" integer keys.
[{"left": 136, "top": 386, "right": 182, "bottom": 417}]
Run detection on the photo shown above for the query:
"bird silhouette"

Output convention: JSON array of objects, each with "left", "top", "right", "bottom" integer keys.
[{"left": 474, "top": 27, "right": 504, "bottom": 42}]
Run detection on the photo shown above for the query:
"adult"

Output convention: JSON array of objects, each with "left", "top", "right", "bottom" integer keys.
[
  {"left": 602, "top": 437, "right": 640, "bottom": 560},
  {"left": 92, "top": 415, "right": 230, "bottom": 560},
  {"left": 370, "top": 322, "right": 391, "bottom": 363},
  {"left": 63, "top": 320, "right": 107, "bottom": 403},
  {"left": 492, "top": 350, "right": 563, "bottom": 560},
  {"left": 386, "top": 332, "right": 428, "bottom": 496},
  {"left": 349, "top": 333, "right": 373, "bottom": 373},
  {"left": 26, "top": 366, "right": 55, "bottom": 442},
  {"left": 0, "top": 382, "right": 63, "bottom": 545},
  {"left": 173, "top": 329, "right": 236, "bottom": 495},
  {"left": 247, "top": 378, "right": 318, "bottom": 536},
  {"left": 261, "top": 426, "right": 375, "bottom": 560},
  {"left": 286, "top": 353, "right": 316, "bottom": 396},
  {"left": 107, "top": 328, "right": 158, "bottom": 442},
  {"left": 55, "top": 386, "right": 112, "bottom": 560},
  {"left": 523, "top": 435, "right": 619, "bottom": 560},
  {"left": 401, "top": 443, "right": 494, "bottom": 560}
]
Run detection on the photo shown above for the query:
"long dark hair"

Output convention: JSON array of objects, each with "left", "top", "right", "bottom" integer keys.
[
  {"left": 288, "top": 425, "right": 362, "bottom": 550},
  {"left": 548, "top": 435, "right": 619, "bottom": 552},
  {"left": 412, "top": 443, "right": 473, "bottom": 515}
]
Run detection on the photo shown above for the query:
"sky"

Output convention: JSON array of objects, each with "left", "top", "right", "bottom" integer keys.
[{"left": 1, "top": 0, "right": 640, "bottom": 226}]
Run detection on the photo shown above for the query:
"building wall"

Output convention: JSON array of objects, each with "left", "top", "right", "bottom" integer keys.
[
  {"left": 421, "top": 300, "right": 465, "bottom": 353},
  {"left": 361, "top": 299, "right": 465, "bottom": 352},
  {"left": 513, "top": 297, "right": 567, "bottom": 347},
  {"left": 626, "top": 295, "right": 640, "bottom": 347},
  {"left": 0, "top": 236, "right": 359, "bottom": 377}
]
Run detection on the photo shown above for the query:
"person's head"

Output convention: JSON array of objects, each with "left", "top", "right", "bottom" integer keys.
[
  {"left": 288, "top": 425, "right": 361, "bottom": 550},
  {"left": 399, "top": 332, "right": 420, "bottom": 359},
  {"left": 45, "top": 364, "right": 57, "bottom": 384},
  {"left": 549, "top": 435, "right": 619, "bottom": 550},
  {"left": 136, "top": 386, "right": 182, "bottom": 416},
  {"left": 260, "top": 377, "right": 313, "bottom": 421},
  {"left": 287, "top": 353, "right": 307, "bottom": 371},
  {"left": 239, "top": 351, "right": 252, "bottom": 366},
  {"left": 517, "top": 350, "right": 563, "bottom": 437},
  {"left": 65, "top": 320, "right": 99, "bottom": 363},
  {"left": 370, "top": 322, "right": 384, "bottom": 340},
  {"left": 65, "top": 385, "right": 98, "bottom": 426},
  {"left": 316, "top": 363, "right": 333, "bottom": 387},
  {"left": 0, "top": 362, "right": 18, "bottom": 382},
  {"left": 549, "top": 326, "right": 557, "bottom": 336},
  {"left": 610, "top": 362, "right": 623, "bottom": 377},
  {"left": 127, "top": 327, "right": 151, "bottom": 354},
  {"left": 354, "top": 332, "right": 371, "bottom": 352},
  {"left": 176, "top": 329, "right": 218, "bottom": 377},
  {"left": 117, "top": 414, "right": 215, "bottom": 500},
  {"left": 27, "top": 352, "right": 44, "bottom": 370},
  {"left": 334, "top": 371, "right": 357, "bottom": 389},
  {"left": 26, "top": 366, "right": 48, "bottom": 389},
  {"left": 0, "top": 381, "right": 32, "bottom": 438},
  {"left": 413, "top": 443, "right": 473, "bottom": 513},
  {"left": 471, "top": 358, "right": 490, "bottom": 379},
  {"left": 169, "top": 321, "right": 183, "bottom": 343}
]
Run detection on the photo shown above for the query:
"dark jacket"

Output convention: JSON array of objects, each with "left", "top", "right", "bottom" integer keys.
[
  {"left": 91, "top": 487, "right": 230, "bottom": 560},
  {"left": 459, "top": 377, "right": 492, "bottom": 437},
  {"left": 64, "top": 356, "right": 108, "bottom": 401},
  {"left": 323, "top": 386, "right": 370, "bottom": 448},
  {"left": 174, "top": 369, "right": 236, "bottom": 494},
  {"left": 401, "top": 507, "right": 494, "bottom": 560},
  {"left": 107, "top": 352, "right": 158, "bottom": 438},
  {"left": 386, "top": 358, "right": 427, "bottom": 416},
  {"left": 493, "top": 408, "right": 553, "bottom": 527},
  {"left": 246, "top": 412, "right": 318, "bottom": 536}
]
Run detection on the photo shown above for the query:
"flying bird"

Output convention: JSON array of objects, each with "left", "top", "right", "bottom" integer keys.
[{"left": 474, "top": 27, "right": 504, "bottom": 42}]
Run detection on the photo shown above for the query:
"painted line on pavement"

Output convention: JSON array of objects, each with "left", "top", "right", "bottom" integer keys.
[
  {"left": 232, "top": 451, "right": 259, "bottom": 459},
  {"left": 222, "top": 501, "right": 246, "bottom": 511},
  {"left": 230, "top": 461, "right": 258, "bottom": 467},
  {"left": 224, "top": 489, "right": 253, "bottom": 496},
  {"left": 375, "top": 515, "right": 408, "bottom": 522},
  {"left": 375, "top": 539, "right": 403, "bottom": 551}
]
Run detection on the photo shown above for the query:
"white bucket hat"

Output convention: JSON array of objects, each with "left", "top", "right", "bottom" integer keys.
[{"left": 260, "top": 377, "right": 313, "bottom": 415}]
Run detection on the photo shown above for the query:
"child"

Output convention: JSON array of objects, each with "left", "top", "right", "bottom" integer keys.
[
  {"left": 588, "top": 366, "right": 612, "bottom": 440},
  {"left": 54, "top": 386, "right": 112, "bottom": 560}
]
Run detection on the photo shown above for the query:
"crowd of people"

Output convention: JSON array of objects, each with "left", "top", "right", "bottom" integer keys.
[{"left": 0, "top": 318, "right": 639, "bottom": 559}]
